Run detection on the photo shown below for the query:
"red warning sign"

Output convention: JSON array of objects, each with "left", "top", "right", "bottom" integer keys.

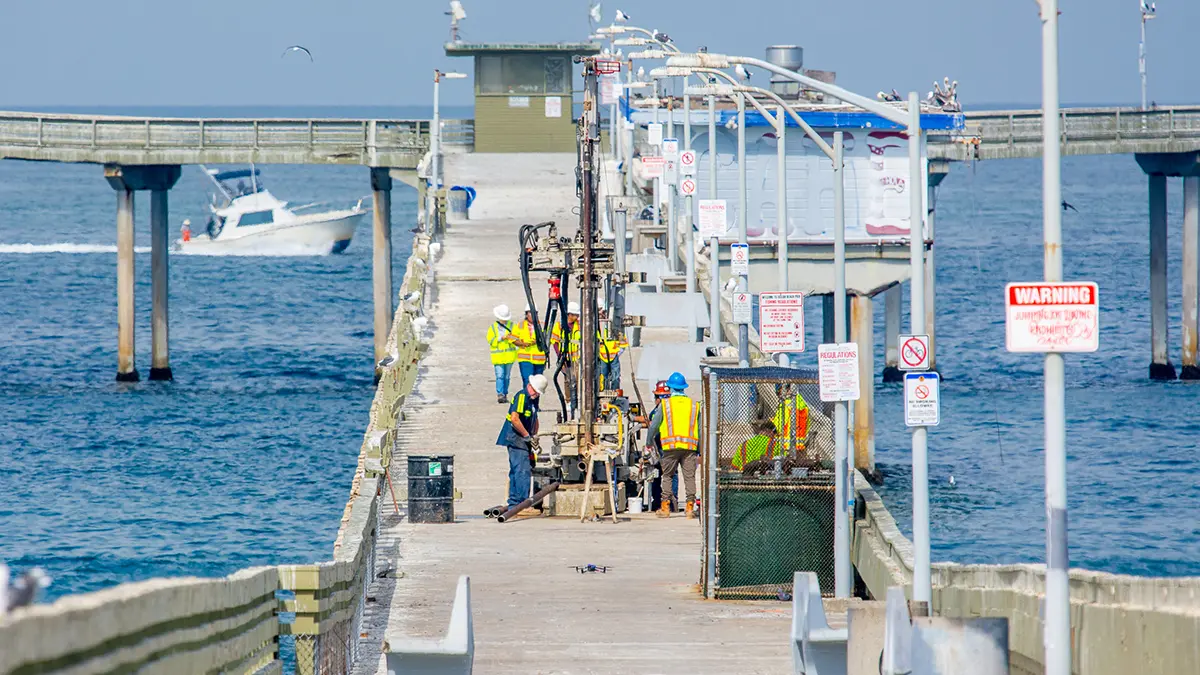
[{"left": 899, "top": 334, "right": 929, "bottom": 371}]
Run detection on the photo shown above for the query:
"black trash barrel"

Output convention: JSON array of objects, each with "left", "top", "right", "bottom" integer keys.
[{"left": 407, "top": 455, "right": 455, "bottom": 523}]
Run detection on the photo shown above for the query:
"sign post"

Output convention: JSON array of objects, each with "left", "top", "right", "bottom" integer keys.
[
  {"left": 818, "top": 344, "right": 861, "bottom": 402},
  {"left": 1005, "top": 282, "right": 1099, "bottom": 353},
  {"left": 697, "top": 199, "right": 727, "bottom": 239},
  {"left": 680, "top": 150, "right": 696, "bottom": 175},
  {"left": 899, "top": 334, "right": 930, "bottom": 371},
  {"left": 679, "top": 177, "right": 697, "bottom": 196},
  {"left": 759, "top": 292, "right": 805, "bottom": 353},
  {"left": 730, "top": 242, "right": 750, "bottom": 276},
  {"left": 641, "top": 156, "right": 665, "bottom": 179},
  {"left": 732, "top": 292, "right": 752, "bottom": 325},
  {"left": 904, "top": 372, "right": 940, "bottom": 427}
]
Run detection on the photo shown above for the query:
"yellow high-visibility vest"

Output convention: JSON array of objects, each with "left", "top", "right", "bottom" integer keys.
[
  {"left": 598, "top": 325, "right": 628, "bottom": 363},
  {"left": 551, "top": 320, "right": 581, "bottom": 362},
  {"left": 772, "top": 394, "right": 809, "bottom": 453},
  {"left": 734, "top": 434, "right": 779, "bottom": 470},
  {"left": 486, "top": 321, "right": 517, "bottom": 365},
  {"left": 659, "top": 394, "right": 701, "bottom": 451},
  {"left": 514, "top": 320, "right": 546, "bottom": 365}
]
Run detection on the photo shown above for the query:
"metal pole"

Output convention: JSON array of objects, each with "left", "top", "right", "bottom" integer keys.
[
  {"left": 705, "top": 368, "right": 719, "bottom": 598},
  {"left": 615, "top": 207, "right": 628, "bottom": 277},
  {"left": 685, "top": 90, "right": 696, "bottom": 296},
  {"left": 832, "top": 131, "right": 850, "bottom": 598},
  {"left": 432, "top": 74, "right": 441, "bottom": 189},
  {"left": 1041, "top": 2, "right": 1071, "bottom": 673},
  {"left": 667, "top": 94, "right": 679, "bottom": 274},
  {"left": 708, "top": 94, "right": 721, "bottom": 347},
  {"left": 776, "top": 105, "right": 789, "bottom": 368},
  {"left": 736, "top": 93, "right": 749, "bottom": 367},
  {"left": 579, "top": 61, "right": 601, "bottom": 446},
  {"left": 653, "top": 79, "right": 661, "bottom": 236},
  {"left": 1140, "top": 10, "right": 1148, "bottom": 111},
  {"left": 907, "top": 92, "right": 930, "bottom": 605}
]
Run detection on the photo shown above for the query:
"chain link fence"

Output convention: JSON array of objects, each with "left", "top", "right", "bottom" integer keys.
[{"left": 701, "top": 366, "right": 837, "bottom": 599}]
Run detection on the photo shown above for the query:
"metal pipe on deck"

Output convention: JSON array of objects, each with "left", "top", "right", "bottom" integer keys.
[
  {"left": 371, "top": 168, "right": 394, "bottom": 380},
  {"left": 149, "top": 190, "right": 171, "bottom": 381},
  {"left": 116, "top": 188, "right": 138, "bottom": 382},
  {"left": 882, "top": 285, "right": 902, "bottom": 382},
  {"left": 1149, "top": 174, "right": 1175, "bottom": 379},
  {"left": 1182, "top": 176, "right": 1200, "bottom": 379}
]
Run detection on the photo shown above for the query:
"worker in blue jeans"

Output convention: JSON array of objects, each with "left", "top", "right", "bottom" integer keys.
[{"left": 495, "top": 374, "right": 547, "bottom": 509}]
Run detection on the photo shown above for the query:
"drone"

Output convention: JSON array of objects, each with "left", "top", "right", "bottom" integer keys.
[{"left": 572, "top": 564, "right": 611, "bottom": 574}]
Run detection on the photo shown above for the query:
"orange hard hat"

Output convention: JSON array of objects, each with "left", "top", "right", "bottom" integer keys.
[{"left": 654, "top": 380, "right": 670, "bottom": 398}]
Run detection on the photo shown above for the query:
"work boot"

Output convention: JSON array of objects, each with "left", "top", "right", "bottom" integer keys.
[
  {"left": 658, "top": 500, "right": 672, "bottom": 518},
  {"left": 685, "top": 500, "right": 695, "bottom": 520},
  {"left": 497, "top": 394, "right": 507, "bottom": 404}
]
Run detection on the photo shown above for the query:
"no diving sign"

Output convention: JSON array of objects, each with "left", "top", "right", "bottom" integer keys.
[
  {"left": 904, "top": 372, "right": 940, "bottom": 427},
  {"left": 899, "top": 334, "right": 930, "bottom": 371}
]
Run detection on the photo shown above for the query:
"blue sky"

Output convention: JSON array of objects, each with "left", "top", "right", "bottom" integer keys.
[{"left": 1, "top": 0, "right": 1195, "bottom": 108}]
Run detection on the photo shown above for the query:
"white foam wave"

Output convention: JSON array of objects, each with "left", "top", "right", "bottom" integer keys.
[{"left": 0, "top": 243, "right": 151, "bottom": 254}]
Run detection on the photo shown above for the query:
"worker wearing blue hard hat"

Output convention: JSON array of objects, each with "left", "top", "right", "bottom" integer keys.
[{"left": 657, "top": 372, "right": 701, "bottom": 519}]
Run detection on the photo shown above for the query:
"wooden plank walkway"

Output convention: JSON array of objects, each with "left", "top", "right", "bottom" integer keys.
[{"left": 355, "top": 154, "right": 799, "bottom": 674}]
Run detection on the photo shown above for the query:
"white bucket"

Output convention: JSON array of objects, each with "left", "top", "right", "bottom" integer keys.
[{"left": 627, "top": 497, "right": 643, "bottom": 513}]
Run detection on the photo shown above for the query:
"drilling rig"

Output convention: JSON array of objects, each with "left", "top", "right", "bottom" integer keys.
[{"left": 517, "top": 55, "right": 647, "bottom": 519}]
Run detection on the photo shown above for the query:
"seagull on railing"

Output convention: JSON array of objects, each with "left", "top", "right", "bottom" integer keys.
[{"left": 3, "top": 567, "right": 52, "bottom": 612}]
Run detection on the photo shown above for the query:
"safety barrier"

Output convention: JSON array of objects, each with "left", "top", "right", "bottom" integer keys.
[
  {"left": 851, "top": 474, "right": 1200, "bottom": 675},
  {"left": 439, "top": 119, "right": 475, "bottom": 151},
  {"left": 0, "top": 234, "right": 434, "bottom": 675},
  {"left": 384, "top": 576, "right": 474, "bottom": 674}
]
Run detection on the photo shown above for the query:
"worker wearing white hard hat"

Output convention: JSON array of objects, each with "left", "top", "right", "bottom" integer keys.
[
  {"left": 550, "top": 300, "right": 582, "bottom": 411},
  {"left": 496, "top": 372, "right": 547, "bottom": 510},
  {"left": 512, "top": 303, "right": 546, "bottom": 388},
  {"left": 486, "top": 304, "right": 517, "bottom": 404}
]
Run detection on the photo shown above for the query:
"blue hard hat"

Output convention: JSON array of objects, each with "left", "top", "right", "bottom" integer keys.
[{"left": 666, "top": 372, "right": 688, "bottom": 390}]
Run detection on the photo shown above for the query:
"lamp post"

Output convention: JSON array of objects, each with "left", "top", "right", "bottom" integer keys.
[
  {"left": 1140, "top": 0, "right": 1157, "bottom": 110},
  {"left": 430, "top": 69, "right": 467, "bottom": 233}
]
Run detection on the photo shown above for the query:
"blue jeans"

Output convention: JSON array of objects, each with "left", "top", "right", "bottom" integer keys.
[
  {"left": 598, "top": 358, "right": 621, "bottom": 390},
  {"left": 507, "top": 446, "right": 532, "bottom": 508},
  {"left": 493, "top": 363, "right": 512, "bottom": 397},
  {"left": 518, "top": 361, "right": 545, "bottom": 388}
]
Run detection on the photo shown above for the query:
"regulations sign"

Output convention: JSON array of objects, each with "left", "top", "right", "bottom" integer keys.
[
  {"left": 1005, "top": 282, "right": 1099, "bottom": 353},
  {"left": 731, "top": 243, "right": 750, "bottom": 275},
  {"left": 680, "top": 177, "right": 696, "bottom": 196},
  {"left": 759, "top": 292, "right": 805, "bottom": 353},
  {"left": 732, "top": 292, "right": 752, "bottom": 324},
  {"left": 662, "top": 138, "right": 679, "bottom": 161},
  {"left": 642, "top": 156, "right": 664, "bottom": 179},
  {"left": 904, "top": 372, "right": 940, "bottom": 427},
  {"left": 697, "top": 199, "right": 727, "bottom": 238},
  {"left": 899, "top": 334, "right": 930, "bottom": 371},
  {"left": 680, "top": 150, "right": 696, "bottom": 175},
  {"left": 648, "top": 123, "right": 663, "bottom": 146},
  {"left": 664, "top": 159, "right": 679, "bottom": 184},
  {"left": 818, "top": 343, "right": 860, "bottom": 402}
]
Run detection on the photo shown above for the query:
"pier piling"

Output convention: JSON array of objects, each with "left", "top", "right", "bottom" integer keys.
[
  {"left": 149, "top": 189, "right": 172, "bottom": 381},
  {"left": 1149, "top": 174, "right": 1176, "bottom": 379},
  {"left": 115, "top": 187, "right": 138, "bottom": 382},
  {"left": 851, "top": 294, "right": 875, "bottom": 472},
  {"left": 1182, "top": 176, "right": 1200, "bottom": 379},
  {"left": 882, "top": 285, "right": 902, "bottom": 382},
  {"left": 371, "top": 167, "right": 394, "bottom": 381}
]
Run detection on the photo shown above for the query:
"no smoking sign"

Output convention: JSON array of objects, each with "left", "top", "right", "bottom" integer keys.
[
  {"left": 898, "top": 334, "right": 930, "bottom": 371},
  {"left": 904, "top": 372, "right": 940, "bottom": 427}
]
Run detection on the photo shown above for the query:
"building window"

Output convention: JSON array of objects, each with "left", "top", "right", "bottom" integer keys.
[
  {"left": 544, "top": 57, "right": 568, "bottom": 94},
  {"left": 476, "top": 54, "right": 572, "bottom": 95}
]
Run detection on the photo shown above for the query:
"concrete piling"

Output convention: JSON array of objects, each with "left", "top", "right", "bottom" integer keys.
[
  {"left": 851, "top": 294, "right": 875, "bottom": 473},
  {"left": 115, "top": 188, "right": 138, "bottom": 382},
  {"left": 149, "top": 189, "right": 172, "bottom": 381},
  {"left": 1149, "top": 174, "right": 1176, "bottom": 379},
  {"left": 882, "top": 285, "right": 902, "bottom": 382},
  {"left": 1182, "top": 176, "right": 1200, "bottom": 379},
  {"left": 371, "top": 167, "right": 394, "bottom": 381}
]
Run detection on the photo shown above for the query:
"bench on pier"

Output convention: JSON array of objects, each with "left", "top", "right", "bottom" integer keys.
[{"left": 385, "top": 575, "right": 474, "bottom": 675}]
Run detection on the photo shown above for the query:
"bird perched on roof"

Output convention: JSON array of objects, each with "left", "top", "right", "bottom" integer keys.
[
  {"left": 281, "top": 45, "right": 313, "bottom": 61},
  {"left": 877, "top": 89, "right": 902, "bottom": 102},
  {"left": 615, "top": 9, "right": 630, "bottom": 23},
  {"left": 734, "top": 64, "right": 750, "bottom": 81},
  {"left": 653, "top": 31, "right": 673, "bottom": 45}
]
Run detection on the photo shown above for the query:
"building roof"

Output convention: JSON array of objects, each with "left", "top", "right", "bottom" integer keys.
[{"left": 445, "top": 42, "right": 601, "bottom": 57}]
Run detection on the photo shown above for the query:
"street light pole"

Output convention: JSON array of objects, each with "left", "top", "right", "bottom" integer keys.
[
  {"left": 736, "top": 92, "right": 749, "bottom": 368},
  {"left": 1042, "top": 1, "right": 1071, "bottom": 674},
  {"left": 1140, "top": 0, "right": 1156, "bottom": 110},
  {"left": 907, "top": 92, "right": 931, "bottom": 607},
  {"left": 832, "top": 130, "right": 850, "bottom": 598},
  {"left": 684, "top": 89, "right": 696, "bottom": 298},
  {"left": 708, "top": 94, "right": 721, "bottom": 348},
  {"left": 776, "top": 104, "right": 789, "bottom": 368}
]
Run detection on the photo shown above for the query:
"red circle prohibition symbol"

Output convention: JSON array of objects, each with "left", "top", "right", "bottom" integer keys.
[
  {"left": 915, "top": 384, "right": 930, "bottom": 399},
  {"left": 902, "top": 338, "right": 926, "bottom": 367}
]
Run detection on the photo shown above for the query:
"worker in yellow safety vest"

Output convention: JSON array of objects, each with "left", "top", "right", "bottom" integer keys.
[
  {"left": 772, "top": 385, "right": 810, "bottom": 456},
  {"left": 657, "top": 372, "right": 701, "bottom": 519},
  {"left": 486, "top": 304, "right": 518, "bottom": 404},
  {"left": 550, "top": 301, "right": 581, "bottom": 408},
  {"left": 733, "top": 420, "right": 781, "bottom": 472},
  {"left": 597, "top": 308, "right": 629, "bottom": 391},
  {"left": 512, "top": 304, "right": 546, "bottom": 388}
]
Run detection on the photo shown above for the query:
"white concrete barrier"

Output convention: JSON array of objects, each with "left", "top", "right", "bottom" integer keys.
[
  {"left": 385, "top": 575, "right": 474, "bottom": 675},
  {"left": 791, "top": 571, "right": 848, "bottom": 675}
]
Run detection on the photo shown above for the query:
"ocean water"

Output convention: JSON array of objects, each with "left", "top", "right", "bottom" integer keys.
[
  {"left": 1, "top": 122, "right": 1196, "bottom": 604},
  {"left": 0, "top": 156, "right": 415, "bottom": 600}
]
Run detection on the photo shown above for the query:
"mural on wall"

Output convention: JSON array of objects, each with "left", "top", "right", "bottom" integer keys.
[{"left": 691, "top": 125, "right": 927, "bottom": 243}]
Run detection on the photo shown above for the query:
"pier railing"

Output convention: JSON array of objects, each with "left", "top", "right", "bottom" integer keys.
[
  {"left": 927, "top": 105, "right": 1200, "bottom": 161},
  {"left": 440, "top": 118, "right": 475, "bottom": 151},
  {"left": 0, "top": 111, "right": 431, "bottom": 167},
  {"left": 0, "top": 235, "right": 434, "bottom": 675}
]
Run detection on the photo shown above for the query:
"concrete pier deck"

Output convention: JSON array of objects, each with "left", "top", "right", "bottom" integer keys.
[{"left": 359, "top": 154, "right": 802, "bottom": 674}]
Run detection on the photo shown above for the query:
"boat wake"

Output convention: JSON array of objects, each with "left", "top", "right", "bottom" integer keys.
[
  {"left": 0, "top": 243, "right": 151, "bottom": 254},
  {"left": 0, "top": 242, "right": 334, "bottom": 257}
]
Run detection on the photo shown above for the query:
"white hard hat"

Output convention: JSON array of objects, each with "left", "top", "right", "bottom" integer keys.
[
  {"left": 529, "top": 374, "right": 549, "bottom": 395},
  {"left": 524, "top": 303, "right": 533, "bottom": 313},
  {"left": 567, "top": 301, "right": 580, "bottom": 314},
  {"left": 493, "top": 304, "right": 511, "bottom": 322}
]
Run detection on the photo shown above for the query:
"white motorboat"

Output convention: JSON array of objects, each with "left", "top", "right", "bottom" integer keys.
[{"left": 174, "top": 167, "right": 367, "bottom": 254}]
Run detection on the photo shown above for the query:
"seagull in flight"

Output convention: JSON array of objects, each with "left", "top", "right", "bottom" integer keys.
[
  {"left": 281, "top": 45, "right": 314, "bottom": 61},
  {"left": 1061, "top": 200, "right": 1078, "bottom": 212}
]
